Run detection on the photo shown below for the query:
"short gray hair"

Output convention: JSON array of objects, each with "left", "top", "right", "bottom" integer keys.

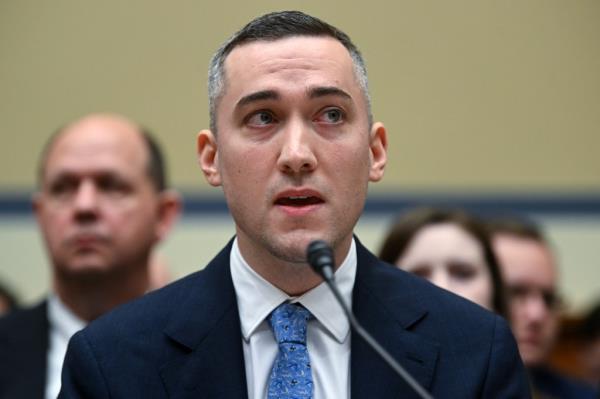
[{"left": 207, "top": 11, "right": 372, "bottom": 134}]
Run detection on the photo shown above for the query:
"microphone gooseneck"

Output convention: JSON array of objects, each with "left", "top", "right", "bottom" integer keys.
[{"left": 306, "top": 240, "right": 434, "bottom": 399}]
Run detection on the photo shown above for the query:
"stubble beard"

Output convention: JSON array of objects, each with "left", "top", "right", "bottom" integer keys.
[{"left": 260, "top": 232, "right": 314, "bottom": 266}]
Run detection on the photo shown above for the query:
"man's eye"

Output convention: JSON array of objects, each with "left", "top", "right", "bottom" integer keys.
[
  {"left": 246, "top": 111, "right": 276, "bottom": 126},
  {"left": 98, "top": 177, "right": 130, "bottom": 195},
  {"left": 49, "top": 180, "right": 77, "bottom": 196},
  {"left": 508, "top": 285, "right": 529, "bottom": 299},
  {"left": 317, "top": 108, "right": 344, "bottom": 124}
]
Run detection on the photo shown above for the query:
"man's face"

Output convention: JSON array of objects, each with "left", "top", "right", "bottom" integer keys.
[
  {"left": 493, "top": 234, "right": 560, "bottom": 366},
  {"left": 199, "top": 36, "right": 386, "bottom": 266},
  {"left": 35, "top": 117, "right": 167, "bottom": 280}
]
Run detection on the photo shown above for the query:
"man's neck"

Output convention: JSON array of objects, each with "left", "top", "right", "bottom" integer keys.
[
  {"left": 53, "top": 268, "right": 150, "bottom": 322},
  {"left": 254, "top": 263, "right": 324, "bottom": 297},
  {"left": 236, "top": 235, "right": 353, "bottom": 296}
]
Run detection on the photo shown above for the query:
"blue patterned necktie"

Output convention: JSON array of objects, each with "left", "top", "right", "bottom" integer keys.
[{"left": 267, "top": 303, "right": 313, "bottom": 399}]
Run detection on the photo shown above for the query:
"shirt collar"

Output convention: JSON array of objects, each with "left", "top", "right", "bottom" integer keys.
[
  {"left": 47, "top": 294, "right": 86, "bottom": 341},
  {"left": 230, "top": 237, "right": 357, "bottom": 344}
]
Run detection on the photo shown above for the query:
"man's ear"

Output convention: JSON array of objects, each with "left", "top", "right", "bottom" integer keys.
[
  {"left": 368, "top": 122, "right": 387, "bottom": 182},
  {"left": 154, "top": 190, "right": 182, "bottom": 243},
  {"left": 197, "top": 129, "right": 222, "bottom": 187},
  {"left": 31, "top": 191, "right": 44, "bottom": 221}
]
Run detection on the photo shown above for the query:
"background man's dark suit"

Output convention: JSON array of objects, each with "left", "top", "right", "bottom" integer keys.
[
  {"left": 59, "top": 239, "right": 530, "bottom": 398},
  {"left": 0, "top": 301, "right": 48, "bottom": 399}
]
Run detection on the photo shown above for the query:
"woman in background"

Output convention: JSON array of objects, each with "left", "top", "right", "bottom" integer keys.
[{"left": 378, "top": 207, "right": 507, "bottom": 316}]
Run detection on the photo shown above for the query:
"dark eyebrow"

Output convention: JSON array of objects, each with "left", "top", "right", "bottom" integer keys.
[
  {"left": 236, "top": 90, "right": 280, "bottom": 109},
  {"left": 308, "top": 86, "right": 352, "bottom": 101},
  {"left": 236, "top": 86, "right": 353, "bottom": 109}
]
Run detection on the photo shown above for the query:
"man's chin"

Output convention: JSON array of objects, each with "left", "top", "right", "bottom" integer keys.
[
  {"left": 58, "top": 258, "right": 114, "bottom": 279},
  {"left": 519, "top": 345, "right": 547, "bottom": 367},
  {"left": 270, "top": 232, "right": 330, "bottom": 263},
  {"left": 260, "top": 237, "right": 313, "bottom": 265}
]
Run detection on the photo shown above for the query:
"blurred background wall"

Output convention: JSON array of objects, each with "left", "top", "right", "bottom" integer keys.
[{"left": 0, "top": 1, "right": 598, "bottom": 312}]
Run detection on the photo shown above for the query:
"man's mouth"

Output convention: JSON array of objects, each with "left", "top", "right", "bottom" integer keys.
[
  {"left": 274, "top": 188, "right": 326, "bottom": 213},
  {"left": 275, "top": 195, "right": 324, "bottom": 207},
  {"left": 68, "top": 232, "right": 107, "bottom": 248}
]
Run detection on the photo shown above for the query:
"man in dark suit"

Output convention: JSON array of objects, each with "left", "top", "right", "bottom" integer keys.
[
  {"left": 0, "top": 114, "right": 181, "bottom": 399},
  {"left": 491, "top": 219, "right": 598, "bottom": 398},
  {"left": 60, "top": 11, "right": 531, "bottom": 398}
]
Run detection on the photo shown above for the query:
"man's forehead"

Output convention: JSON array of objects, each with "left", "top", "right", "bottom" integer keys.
[
  {"left": 228, "top": 35, "right": 348, "bottom": 54},
  {"left": 44, "top": 122, "right": 148, "bottom": 177},
  {"left": 497, "top": 236, "right": 556, "bottom": 281},
  {"left": 221, "top": 36, "right": 361, "bottom": 107},
  {"left": 495, "top": 235, "right": 552, "bottom": 259},
  {"left": 224, "top": 36, "right": 353, "bottom": 77}
]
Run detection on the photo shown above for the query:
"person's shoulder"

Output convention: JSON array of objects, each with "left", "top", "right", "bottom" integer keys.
[
  {"left": 63, "top": 268, "right": 209, "bottom": 374},
  {"left": 0, "top": 301, "right": 48, "bottom": 399},
  {"left": 85, "top": 242, "right": 233, "bottom": 339},
  {"left": 357, "top": 244, "right": 501, "bottom": 339},
  {"left": 0, "top": 300, "right": 48, "bottom": 366},
  {"left": 532, "top": 366, "right": 599, "bottom": 399},
  {"left": 355, "top": 241, "right": 529, "bottom": 396},
  {"left": 0, "top": 300, "right": 47, "bottom": 336},
  {"left": 375, "top": 257, "right": 497, "bottom": 320},
  {"left": 85, "top": 269, "right": 206, "bottom": 338}
]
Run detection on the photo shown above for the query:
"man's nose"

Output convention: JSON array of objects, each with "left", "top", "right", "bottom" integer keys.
[
  {"left": 522, "top": 293, "right": 550, "bottom": 322},
  {"left": 276, "top": 118, "right": 317, "bottom": 175},
  {"left": 72, "top": 180, "right": 100, "bottom": 216}
]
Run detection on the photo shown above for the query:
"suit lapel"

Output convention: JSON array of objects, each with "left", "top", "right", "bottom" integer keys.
[
  {"left": 351, "top": 240, "right": 439, "bottom": 399},
  {"left": 159, "top": 241, "right": 248, "bottom": 399},
  {"left": 156, "top": 238, "right": 440, "bottom": 398}
]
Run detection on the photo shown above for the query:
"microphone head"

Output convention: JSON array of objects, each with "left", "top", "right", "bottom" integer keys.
[{"left": 306, "top": 240, "right": 335, "bottom": 276}]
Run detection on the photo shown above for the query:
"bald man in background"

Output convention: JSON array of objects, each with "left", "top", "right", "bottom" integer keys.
[{"left": 0, "top": 114, "right": 181, "bottom": 399}]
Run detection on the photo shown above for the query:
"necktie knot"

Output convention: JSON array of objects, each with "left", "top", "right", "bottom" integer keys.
[{"left": 268, "top": 303, "right": 311, "bottom": 345}]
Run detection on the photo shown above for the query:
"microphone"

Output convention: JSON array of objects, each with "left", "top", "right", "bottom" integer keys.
[
  {"left": 306, "top": 240, "right": 335, "bottom": 282},
  {"left": 306, "top": 240, "right": 434, "bottom": 399}
]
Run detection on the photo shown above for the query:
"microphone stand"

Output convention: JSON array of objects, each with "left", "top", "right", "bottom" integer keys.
[{"left": 307, "top": 240, "right": 434, "bottom": 399}]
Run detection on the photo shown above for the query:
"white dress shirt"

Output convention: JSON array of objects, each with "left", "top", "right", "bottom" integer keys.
[
  {"left": 45, "top": 294, "right": 86, "bottom": 399},
  {"left": 230, "top": 238, "right": 357, "bottom": 399}
]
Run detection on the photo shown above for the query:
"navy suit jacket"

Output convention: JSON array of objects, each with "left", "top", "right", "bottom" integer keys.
[
  {"left": 0, "top": 301, "right": 49, "bottom": 399},
  {"left": 59, "top": 239, "right": 530, "bottom": 398}
]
